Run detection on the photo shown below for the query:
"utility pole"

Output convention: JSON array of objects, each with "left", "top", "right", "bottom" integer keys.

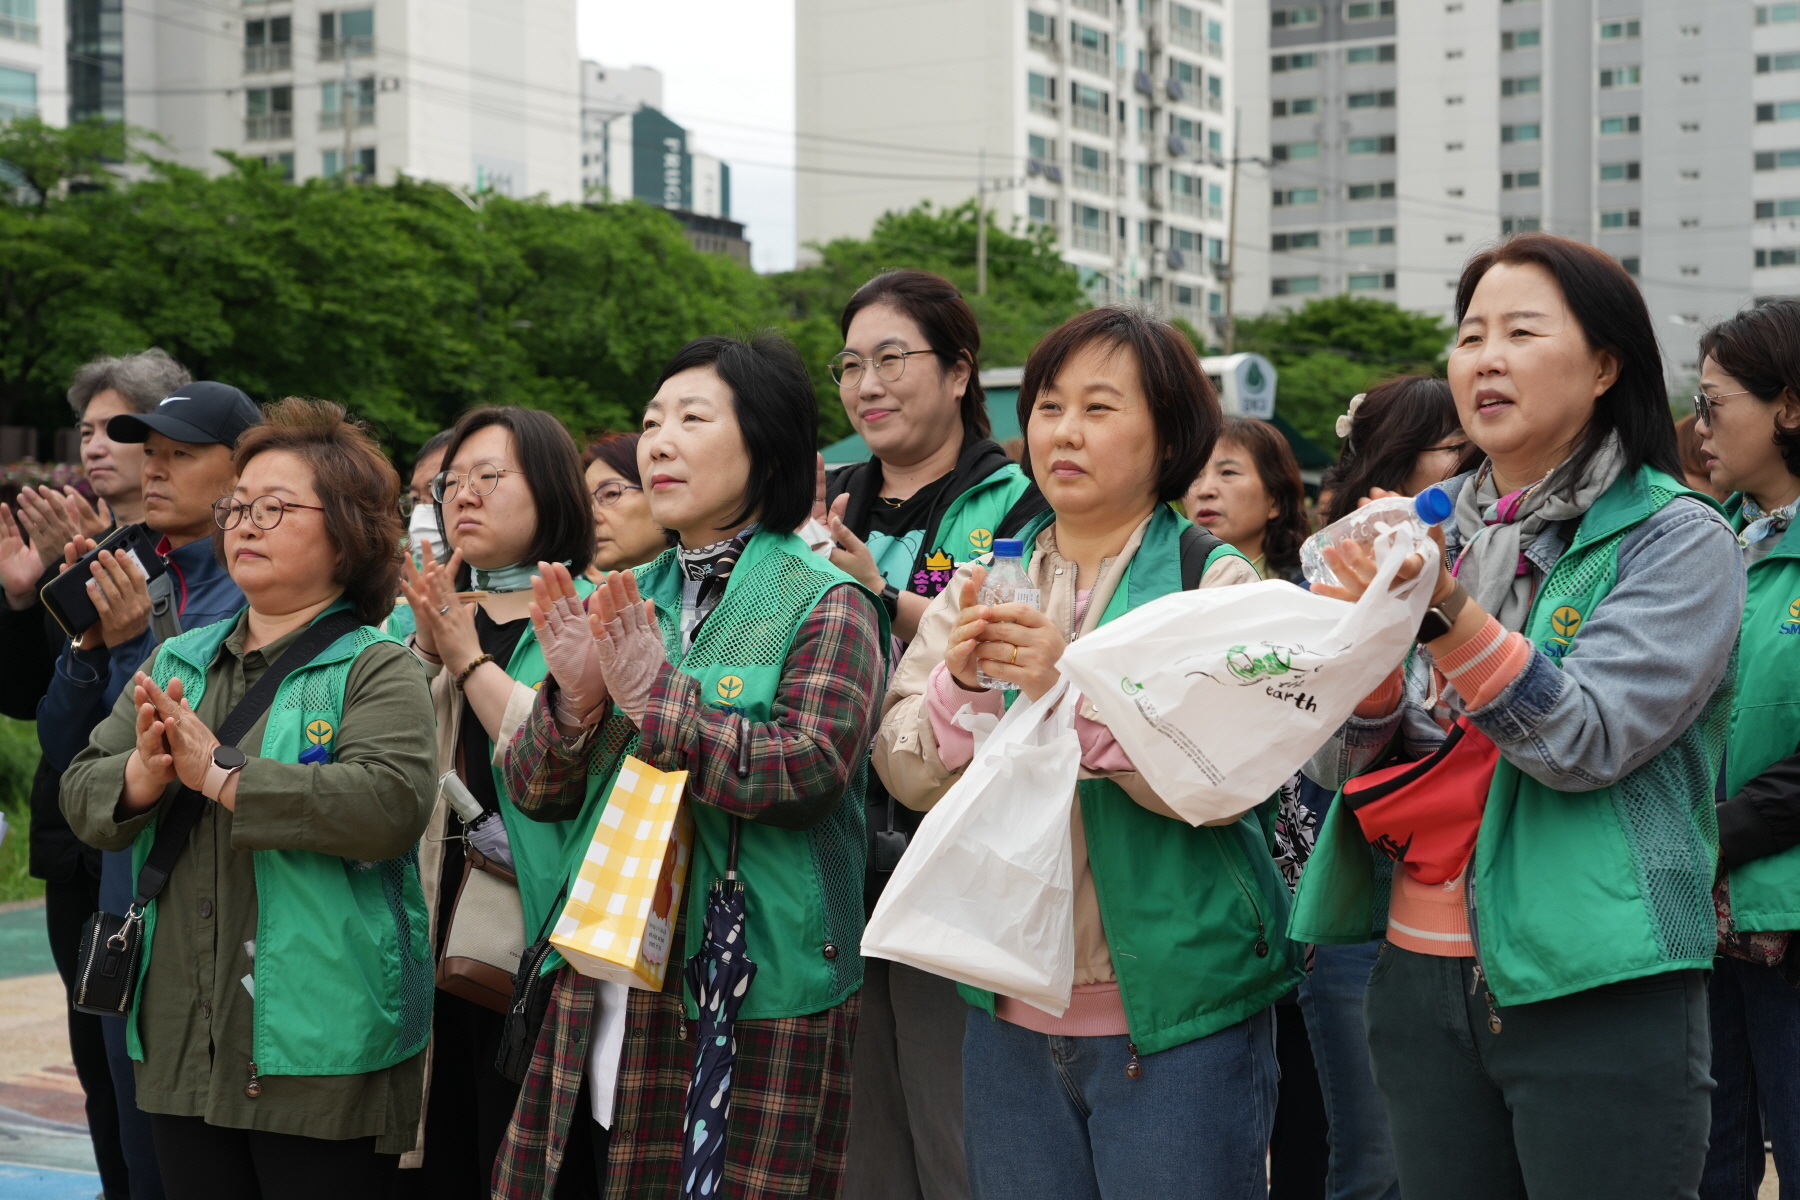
[
  {"left": 341, "top": 38, "right": 354, "bottom": 182},
  {"left": 976, "top": 148, "right": 988, "bottom": 296},
  {"left": 1223, "top": 107, "right": 1241, "bottom": 353}
]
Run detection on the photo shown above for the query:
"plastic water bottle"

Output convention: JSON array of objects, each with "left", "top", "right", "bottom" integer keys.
[
  {"left": 1301, "top": 486, "right": 1455, "bottom": 588},
  {"left": 976, "top": 538, "right": 1042, "bottom": 691}
]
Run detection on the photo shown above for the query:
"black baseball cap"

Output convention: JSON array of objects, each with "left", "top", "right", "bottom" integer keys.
[{"left": 108, "top": 382, "right": 263, "bottom": 448}]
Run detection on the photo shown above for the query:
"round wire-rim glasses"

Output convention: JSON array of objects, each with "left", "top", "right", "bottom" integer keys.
[
  {"left": 213, "top": 495, "right": 327, "bottom": 531},
  {"left": 430, "top": 463, "right": 517, "bottom": 505},
  {"left": 828, "top": 348, "right": 935, "bottom": 388}
]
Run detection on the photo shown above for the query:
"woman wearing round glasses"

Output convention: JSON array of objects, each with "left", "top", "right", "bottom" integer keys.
[
  {"left": 1691, "top": 301, "right": 1800, "bottom": 1200},
  {"left": 393, "top": 406, "right": 600, "bottom": 1196},
  {"left": 583, "top": 432, "right": 669, "bottom": 576},
  {"left": 61, "top": 398, "right": 437, "bottom": 1198}
]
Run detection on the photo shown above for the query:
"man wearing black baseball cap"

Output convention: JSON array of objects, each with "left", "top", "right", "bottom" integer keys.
[{"left": 107, "top": 380, "right": 263, "bottom": 448}]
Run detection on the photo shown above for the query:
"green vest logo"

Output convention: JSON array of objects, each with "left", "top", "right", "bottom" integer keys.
[
  {"left": 716, "top": 675, "right": 745, "bottom": 701},
  {"left": 305, "top": 719, "right": 334, "bottom": 746},
  {"left": 969, "top": 528, "right": 994, "bottom": 553},
  {"left": 1546, "top": 606, "right": 1583, "bottom": 659},
  {"left": 1780, "top": 597, "right": 1800, "bottom": 635}
]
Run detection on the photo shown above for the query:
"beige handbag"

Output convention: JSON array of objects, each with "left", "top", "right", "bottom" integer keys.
[{"left": 437, "top": 848, "right": 525, "bottom": 1012}]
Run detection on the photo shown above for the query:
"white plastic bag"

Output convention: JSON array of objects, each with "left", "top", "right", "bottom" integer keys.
[
  {"left": 861, "top": 679, "right": 1080, "bottom": 1016},
  {"left": 1058, "top": 525, "right": 1438, "bottom": 826}
]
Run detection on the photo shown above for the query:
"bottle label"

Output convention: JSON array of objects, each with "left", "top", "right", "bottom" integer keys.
[{"left": 1011, "top": 588, "right": 1042, "bottom": 608}]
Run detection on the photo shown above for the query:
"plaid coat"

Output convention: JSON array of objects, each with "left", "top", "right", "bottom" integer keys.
[{"left": 492, "top": 584, "right": 881, "bottom": 1199}]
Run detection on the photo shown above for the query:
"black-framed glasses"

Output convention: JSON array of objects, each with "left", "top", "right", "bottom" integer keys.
[
  {"left": 828, "top": 348, "right": 935, "bottom": 387},
  {"left": 592, "top": 481, "right": 643, "bottom": 507},
  {"left": 430, "top": 462, "right": 516, "bottom": 504},
  {"left": 1693, "top": 390, "right": 1751, "bottom": 424},
  {"left": 213, "top": 495, "right": 327, "bottom": 531}
]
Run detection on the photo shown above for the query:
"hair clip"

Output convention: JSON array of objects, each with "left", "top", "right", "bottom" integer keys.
[{"left": 1334, "top": 393, "right": 1368, "bottom": 440}]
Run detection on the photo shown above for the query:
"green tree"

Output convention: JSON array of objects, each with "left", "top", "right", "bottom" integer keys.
[
  {"left": 1233, "top": 295, "right": 1453, "bottom": 451},
  {"left": 770, "top": 200, "right": 1090, "bottom": 445}
]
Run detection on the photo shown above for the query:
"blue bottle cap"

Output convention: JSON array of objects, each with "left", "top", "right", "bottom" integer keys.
[
  {"left": 992, "top": 538, "right": 1025, "bottom": 557},
  {"left": 1413, "top": 486, "right": 1454, "bottom": 526}
]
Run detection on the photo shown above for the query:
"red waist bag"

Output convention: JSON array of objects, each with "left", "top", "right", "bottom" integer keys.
[{"left": 1342, "top": 716, "right": 1501, "bottom": 885}]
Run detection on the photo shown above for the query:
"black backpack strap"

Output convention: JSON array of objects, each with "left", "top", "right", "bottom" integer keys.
[
  {"left": 1179, "top": 525, "right": 1228, "bottom": 591},
  {"left": 130, "top": 610, "right": 365, "bottom": 909},
  {"left": 994, "top": 483, "right": 1050, "bottom": 540}
]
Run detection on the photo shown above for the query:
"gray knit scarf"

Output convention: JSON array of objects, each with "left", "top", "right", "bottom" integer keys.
[{"left": 1451, "top": 433, "right": 1625, "bottom": 632}]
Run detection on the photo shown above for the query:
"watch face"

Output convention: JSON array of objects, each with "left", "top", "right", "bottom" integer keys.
[{"left": 213, "top": 746, "right": 249, "bottom": 770}]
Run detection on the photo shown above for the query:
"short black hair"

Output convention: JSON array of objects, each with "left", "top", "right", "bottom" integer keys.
[
  {"left": 413, "top": 428, "right": 454, "bottom": 472},
  {"left": 655, "top": 333, "right": 815, "bottom": 533},
  {"left": 435, "top": 407, "right": 595, "bottom": 576},
  {"left": 1017, "top": 306, "right": 1219, "bottom": 503},
  {"left": 1698, "top": 300, "right": 1800, "bottom": 479},
  {"left": 1455, "top": 234, "right": 1681, "bottom": 481}
]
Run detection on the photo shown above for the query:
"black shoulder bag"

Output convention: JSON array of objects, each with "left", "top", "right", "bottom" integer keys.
[{"left": 73, "top": 610, "right": 364, "bottom": 1018}]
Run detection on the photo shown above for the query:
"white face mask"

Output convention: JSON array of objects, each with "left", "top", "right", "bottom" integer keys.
[{"left": 408, "top": 503, "right": 450, "bottom": 566}]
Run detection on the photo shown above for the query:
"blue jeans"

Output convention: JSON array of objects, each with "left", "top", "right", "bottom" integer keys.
[
  {"left": 962, "top": 1005, "right": 1277, "bottom": 1200},
  {"left": 1298, "top": 941, "right": 1400, "bottom": 1200},
  {"left": 1703, "top": 955, "right": 1800, "bottom": 1200}
]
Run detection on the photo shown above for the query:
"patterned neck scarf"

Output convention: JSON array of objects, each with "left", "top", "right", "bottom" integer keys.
[
  {"left": 1739, "top": 495, "right": 1797, "bottom": 565},
  {"left": 675, "top": 525, "right": 757, "bottom": 648},
  {"left": 471, "top": 561, "right": 564, "bottom": 593}
]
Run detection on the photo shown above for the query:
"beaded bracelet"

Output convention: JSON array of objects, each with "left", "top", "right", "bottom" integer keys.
[{"left": 453, "top": 653, "right": 494, "bottom": 691}]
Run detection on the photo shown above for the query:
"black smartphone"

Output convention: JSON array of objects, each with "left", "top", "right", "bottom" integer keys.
[{"left": 39, "top": 524, "right": 169, "bottom": 642}]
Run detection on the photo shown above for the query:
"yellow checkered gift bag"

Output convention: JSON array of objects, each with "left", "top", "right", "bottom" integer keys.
[{"left": 550, "top": 756, "right": 694, "bottom": 991}]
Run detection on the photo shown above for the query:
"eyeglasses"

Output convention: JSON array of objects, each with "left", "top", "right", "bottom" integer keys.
[
  {"left": 213, "top": 495, "right": 327, "bottom": 531},
  {"left": 1422, "top": 441, "right": 1469, "bottom": 456},
  {"left": 430, "top": 463, "right": 517, "bottom": 505},
  {"left": 592, "top": 481, "right": 643, "bottom": 507},
  {"left": 828, "top": 348, "right": 935, "bottom": 388},
  {"left": 1693, "top": 390, "right": 1751, "bottom": 425}
]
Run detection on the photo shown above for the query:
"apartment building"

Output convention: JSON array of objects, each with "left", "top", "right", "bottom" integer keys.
[
  {"left": 798, "top": 0, "right": 1240, "bottom": 335},
  {"left": 0, "top": 0, "right": 67, "bottom": 127},
  {"left": 1245, "top": 0, "right": 1756, "bottom": 380},
  {"left": 48, "top": 0, "right": 581, "bottom": 198},
  {"left": 580, "top": 59, "right": 660, "bottom": 198}
]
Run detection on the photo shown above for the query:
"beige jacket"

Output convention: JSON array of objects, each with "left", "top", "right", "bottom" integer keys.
[{"left": 874, "top": 514, "right": 1257, "bottom": 987}]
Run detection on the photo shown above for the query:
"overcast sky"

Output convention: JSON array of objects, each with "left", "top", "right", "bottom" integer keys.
[{"left": 577, "top": 0, "right": 797, "bottom": 273}]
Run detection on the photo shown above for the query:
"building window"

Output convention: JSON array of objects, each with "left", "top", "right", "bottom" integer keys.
[
  {"left": 261, "top": 152, "right": 295, "bottom": 182},
  {"left": 1346, "top": 44, "right": 1396, "bottom": 63},
  {"left": 1759, "top": 102, "right": 1800, "bottom": 123},
  {"left": 1757, "top": 4, "right": 1800, "bottom": 23},
  {"left": 1501, "top": 216, "right": 1542, "bottom": 234},
  {"left": 1599, "top": 66, "right": 1641, "bottom": 89},
  {"left": 1599, "top": 114, "right": 1641, "bottom": 135},
  {"left": 321, "top": 77, "right": 376, "bottom": 129},
  {"left": 1501, "top": 123, "right": 1541, "bottom": 142},
  {"left": 1347, "top": 135, "right": 1396, "bottom": 154},
  {"left": 1271, "top": 6, "right": 1321, "bottom": 28},
  {"left": 1028, "top": 195, "right": 1054, "bottom": 224},
  {"left": 0, "top": 0, "right": 37, "bottom": 43},
  {"left": 1273, "top": 187, "right": 1321, "bottom": 206},
  {"left": 1272, "top": 276, "right": 1322, "bottom": 295},
  {"left": 1028, "top": 72, "right": 1058, "bottom": 116},
  {"left": 1071, "top": 82, "right": 1110, "bottom": 133},
  {"left": 1501, "top": 75, "right": 1540, "bottom": 95},
  {"left": 1272, "top": 141, "right": 1320, "bottom": 160},
  {"left": 1598, "top": 161, "right": 1640, "bottom": 181},
  {"left": 1502, "top": 170, "right": 1542, "bottom": 189},
  {"left": 1348, "top": 272, "right": 1387, "bottom": 290},
  {"left": 1272, "top": 231, "right": 1321, "bottom": 250},
  {"left": 1598, "top": 209, "right": 1641, "bottom": 229},
  {"left": 322, "top": 146, "right": 375, "bottom": 181},
  {"left": 1759, "top": 53, "right": 1800, "bottom": 73},
  {"left": 1620, "top": 256, "right": 1640, "bottom": 274},
  {"left": 1209, "top": 291, "right": 1224, "bottom": 313},
  {"left": 1272, "top": 52, "right": 1318, "bottom": 71},
  {"left": 319, "top": 8, "right": 373, "bottom": 60},
  {"left": 0, "top": 64, "right": 36, "bottom": 121},
  {"left": 1028, "top": 133, "right": 1056, "bottom": 164},
  {"left": 1755, "top": 198, "right": 1800, "bottom": 218},
  {"left": 1271, "top": 97, "right": 1320, "bottom": 117},
  {"left": 1347, "top": 181, "right": 1396, "bottom": 200},
  {"left": 245, "top": 17, "right": 293, "bottom": 72},
  {"left": 1758, "top": 149, "right": 1800, "bottom": 170},
  {"left": 1344, "top": 1, "right": 1395, "bottom": 19},
  {"left": 245, "top": 86, "right": 294, "bottom": 140},
  {"left": 1598, "top": 19, "right": 1640, "bottom": 38},
  {"left": 1069, "top": 20, "right": 1110, "bottom": 72},
  {"left": 1071, "top": 203, "right": 1109, "bottom": 252},
  {"left": 1346, "top": 225, "right": 1396, "bottom": 244},
  {"left": 1347, "top": 89, "right": 1397, "bottom": 109},
  {"left": 1028, "top": 10, "right": 1055, "bottom": 48},
  {"left": 1756, "top": 247, "right": 1800, "bottom": 266},
  {"left": 1501, "top": 29, "right": 1541, "bottom": 50}
]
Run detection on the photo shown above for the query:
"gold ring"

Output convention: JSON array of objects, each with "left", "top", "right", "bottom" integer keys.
[{"left": 1010, "top": 645, "right": 1020, "bottom": 665}]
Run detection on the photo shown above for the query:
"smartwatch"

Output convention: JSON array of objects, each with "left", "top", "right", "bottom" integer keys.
[
  {"left": 1417, "top": 579, "right": 1470, "bottom": 644},
  {"left": 879, "top": 584, "right": 901, "bottom": 620},
  {"left": 203, "top": 745, "right": 248, "bottom": 801}
]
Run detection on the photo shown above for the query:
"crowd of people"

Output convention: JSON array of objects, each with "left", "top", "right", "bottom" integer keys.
[{"left": 5, "top": 232, "right": 1798, "bottom": 1200}]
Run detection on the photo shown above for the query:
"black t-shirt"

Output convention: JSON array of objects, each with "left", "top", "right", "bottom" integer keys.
[{"left": 860, "top": 473, "right": 955, "bottom": 596}]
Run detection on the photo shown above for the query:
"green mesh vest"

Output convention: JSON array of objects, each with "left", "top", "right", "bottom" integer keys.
[
  {"left": 131, "top": 606, "right": 434, "bottom": 1074},
  {"left": 635, "top": 529, "right": 887, "bottom": 1020}
]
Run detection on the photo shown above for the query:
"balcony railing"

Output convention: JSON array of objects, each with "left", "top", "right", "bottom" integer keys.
[
  {"left": 1071, "top": 107, "right": 1111, "bottom": 134},
  {"left": 1028, "top": 33, "right": 1058, "bottom": 57},
  {"left": 245, "top": 113, "right": 294, "bottom": 140},
  {"left": 1070, "top": 45, "right": 1110, "bottom": 74},
  {"left": 1070, "top": 226, "right": 1110, "bottom": 253},
  {"left": 320, "top": 105, "right": 376, "bottom": 130},
  {"left": 1029, "top": 96, "right": 1059, "bottom": 119},
  {"left": 1170, "top": 193, "right": 1202, "bottom": 216},
  {"left": 0, "top": 13, "right": 38, "bottom": 42},
  {"left": 1072, "top": 167, "right": 1110, "bottom": 193},
  {"left": 319, "top": 35, "right": 373, "bottom": 61},
  {"left": 1071, "top": 0, "right": 1109, "bottom": 13},
  {"left": 0, "top": 100, "right": 39, "bottom": 121},
  {"left": 244, "top": 43, "right": 292, "bottom": 72},
  {"left": 1170, "top": 25, "right": 1202, "bottom": 52}
]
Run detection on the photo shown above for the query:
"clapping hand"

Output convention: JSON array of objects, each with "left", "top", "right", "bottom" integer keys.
[
  {"left": 399, "top": 541, "right": 481, "bottom": 672},
  {"left": 529, "top": 562, "right": 608, "bottom": 728},
  {"left": 586, "top": 570, "right": 667, "bottom": 728},
  {"left": 15, "top": 486, "right": 108, "bottom": 572},
  {"left": 58, "top": 538, "right": 154, "bottom": 650}
]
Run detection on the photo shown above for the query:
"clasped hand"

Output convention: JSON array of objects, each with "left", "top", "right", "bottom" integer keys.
[
  {"left": 944, "top": 564, "right": 1065, "bottom": 702},
  {"left": 123, "top": 673, "right": 231, "bottom": 813}
]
